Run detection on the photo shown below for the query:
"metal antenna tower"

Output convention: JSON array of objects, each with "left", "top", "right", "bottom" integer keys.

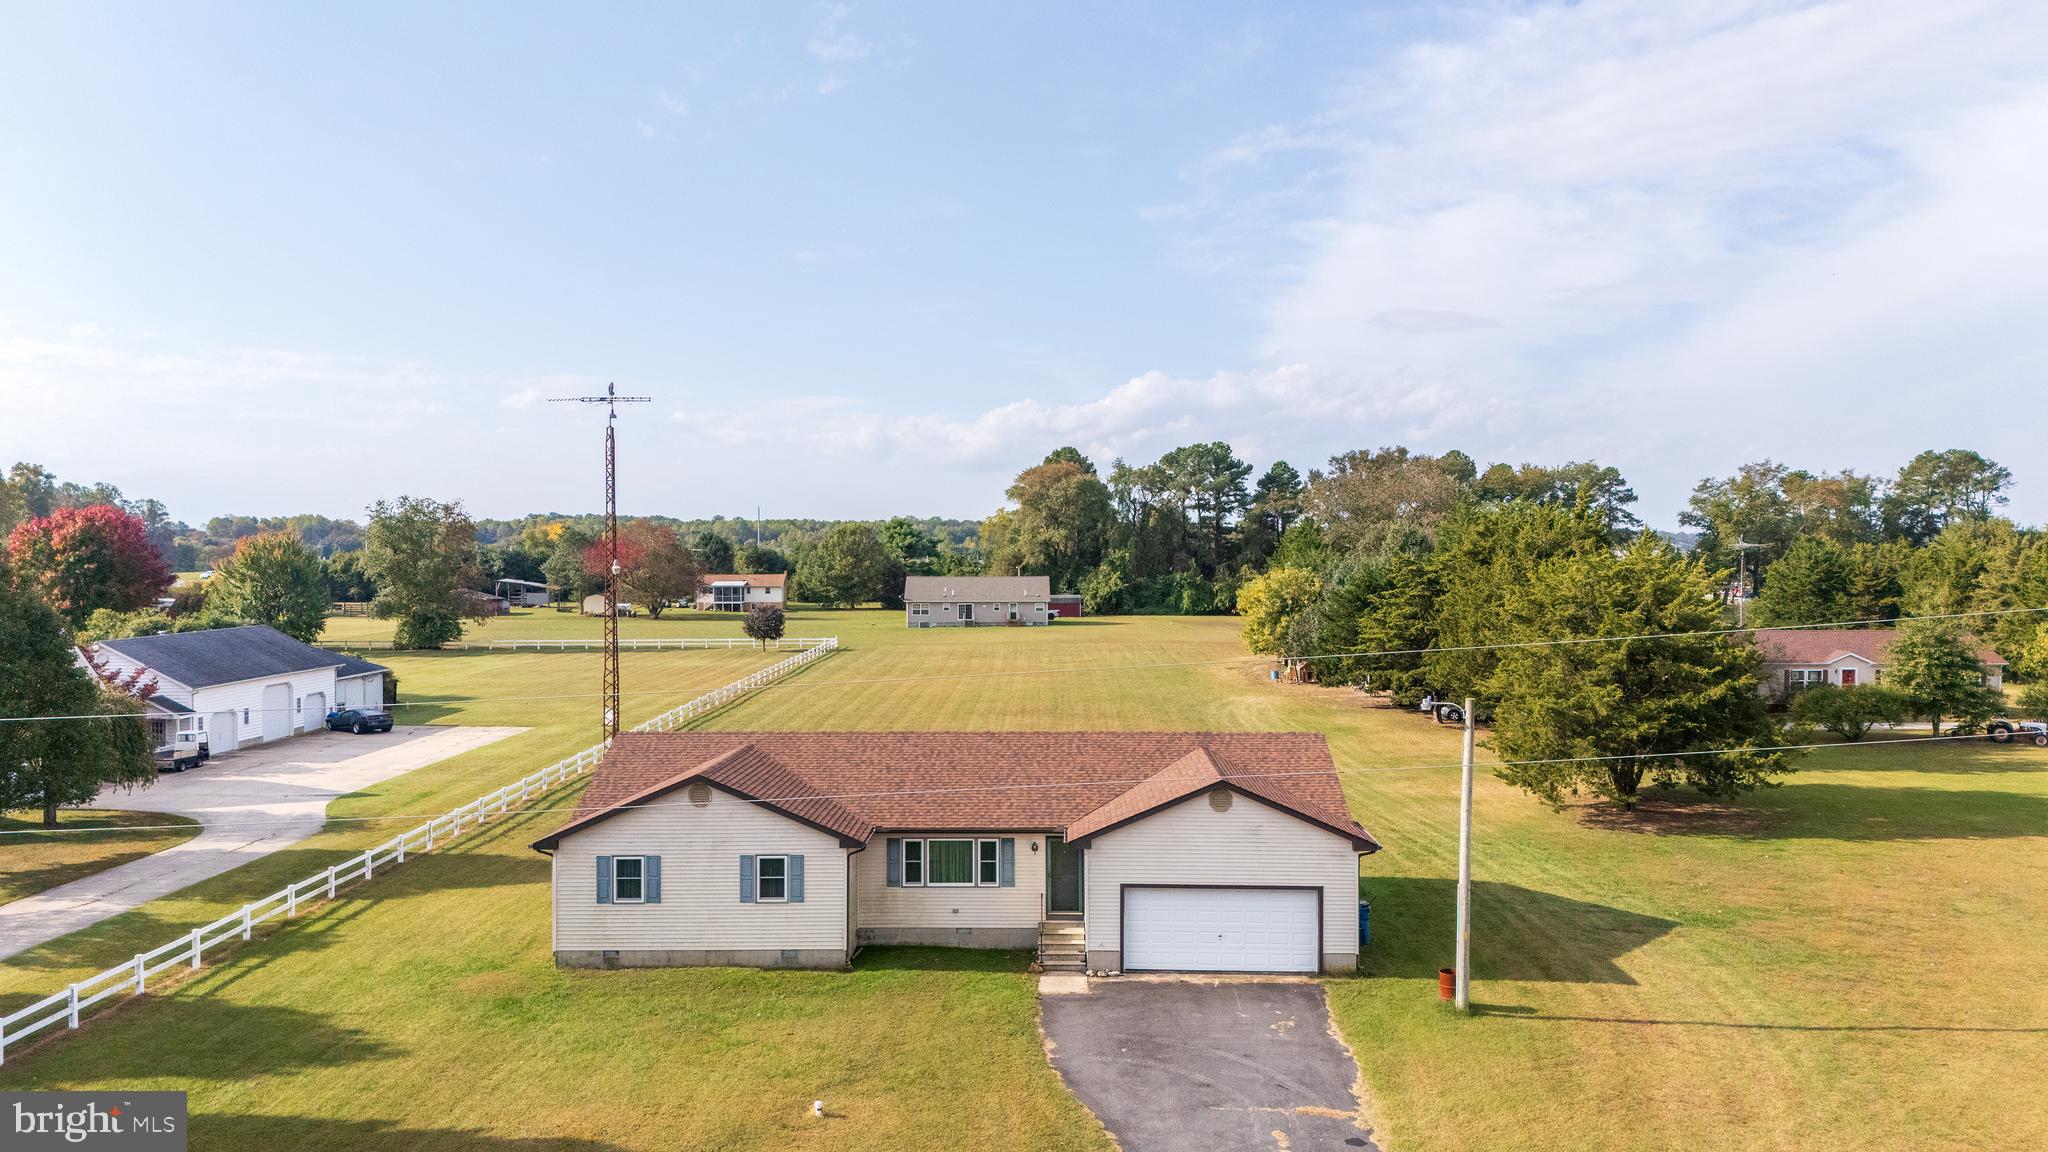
[{"left": 549, "top": 382, "right": 651, "bottom": 741}]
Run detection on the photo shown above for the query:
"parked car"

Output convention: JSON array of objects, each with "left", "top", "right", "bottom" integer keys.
[
  {"left": 153, "top": 744, "right": 204, "bottom": 772},
  {"left": 1986, "top": 719, "right": 2048, "bottom": 747},
  {"left": 326, "top": 708, "right": 395, "bottom": 735}
]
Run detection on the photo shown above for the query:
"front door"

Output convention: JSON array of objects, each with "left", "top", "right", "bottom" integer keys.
[
  {"left": 1839, "top": 669, "right": 1857, "bottom": 687},
  {"left": 1047, "top": 835, "right": 1084, "bottom": 913},
  {"left": 959, "top": 603, "right": 974, "bottom": 623}
]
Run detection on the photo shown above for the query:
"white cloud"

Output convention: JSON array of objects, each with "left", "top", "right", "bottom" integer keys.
[
  {"left": 806, "top": 4, "right": 872, "bottom": 63},
  {"left": 1214, "top": 0, "right": 2048, "bottom": 520},
  {"left": 655, "top": 88, "right": 689, "bottom": 117}
]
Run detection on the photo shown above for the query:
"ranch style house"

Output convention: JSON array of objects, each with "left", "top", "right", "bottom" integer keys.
[
  {"left": 531, "top": 731, "right": 1379, "bottom": 975},
  {"left": 694, "top": 573, "right": 788, "bottom": 612},
  {"left": 903, "top": 575, "right": 1053, "bottom": 627},
  {"left": 87, "top": 625, "right": 389, "bottom": 756},
  {"left": 1752, "top": 627, "right": 2006, "bottom": 694}
]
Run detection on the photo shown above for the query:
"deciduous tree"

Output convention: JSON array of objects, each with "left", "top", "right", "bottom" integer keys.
[
  {"left": 1488, "top": 535, "right": 1790, "bottom": 809},
  {"left": 1236, "top": 567, "right": 1322, "bottom": 656},
  {"left": 799, "top": 522, "right": 888, "bottom": 608},
  {"left": 1787, "top": 683, "right": 1912, "bottom": 742},
  {"left": 0, "top": 558, "right": 157, "bottom": 825},
  {"left": 742, "top": 603, "right": 787, "bottom": 646},
  {"left": 1884, "top": 620, "right": 2002, "bottom": 735},
  {"left": 6, "top": 504, "right": 172, "bottom": 625},
  {"left": 1882, "top": 449, "right": 2012, "bottom": 544},
  {"left": 211, "top": 531, "right": 329, "bottom": 641},
  {"left": 363, "top": 497, "right": 487, "bottom": 649}
]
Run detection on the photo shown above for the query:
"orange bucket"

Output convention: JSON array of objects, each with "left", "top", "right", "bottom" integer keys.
[{"left": 1438, "top": 967, "right": 1456, "bottom": 1001}]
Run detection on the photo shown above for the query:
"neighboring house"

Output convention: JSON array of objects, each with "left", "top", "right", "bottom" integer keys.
[
  {"left": 580, "top": 595, "right": 638, "bottom": 617},
  {"left": 87, "top": 625, "right": 390, "bottom": 755},
  {"left": 695, "top": 573, "right": 787, "bottom": 612},
  {"left": 531, "top": 731, "right": 1380, "bottom": 975},
  {"left": 903, "top": 575, "right": 1052, "bottom": 627},
  {"left": 1751, "top": 627, "right": 2007, "bottom": 694},
  {"left": 494, "top": 578, "right": 551, "bottom": 609},
  {"left": 1049, "top": 594, "right": 1082, "bottom": 619}
]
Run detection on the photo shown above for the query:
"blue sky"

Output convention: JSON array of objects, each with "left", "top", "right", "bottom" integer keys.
[{"left": 3, "top": 2, "right": 2043, "bottom": 527}]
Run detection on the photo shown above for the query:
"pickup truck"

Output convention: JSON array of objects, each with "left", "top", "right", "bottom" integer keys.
[{"left": 153, "top": 744, "right": 204, "bottom": 773}]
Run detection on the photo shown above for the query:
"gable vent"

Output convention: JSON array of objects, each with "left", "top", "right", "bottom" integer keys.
[
  {"left": 1208, "top": 787, "right": 1233, "bottom": 813},
  {"left": 688, "top": 782, "right": 712, "bottom": 808}
]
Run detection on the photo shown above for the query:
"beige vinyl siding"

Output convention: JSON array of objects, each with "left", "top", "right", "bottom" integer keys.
[
  {"left": 1082, "top": 794, "right": 1361, "bottom": 959},
  {"left": 552, "top": 788, "right": 848, "bottom": 953},
  {"left": 855, "top": 833, "right": 1046, "bottom": 929}
]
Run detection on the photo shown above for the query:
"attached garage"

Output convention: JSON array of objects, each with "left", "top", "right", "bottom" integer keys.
[
  {"left": 302, "top": 692, "right": 327, "bottom": 731},
  {"left": 209, "top": 711, "right": 239, "bottom": 753},
  {"left": 261, "top": 683, "right": 292, "bottom": 741},
  {"left": 1121, "top": 886, "right": 1320, "bottom": 973}
]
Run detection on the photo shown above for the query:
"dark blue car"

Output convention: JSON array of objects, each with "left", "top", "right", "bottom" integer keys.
[{"left": 326, "top": 708, "right": 395, "bottom": 734}]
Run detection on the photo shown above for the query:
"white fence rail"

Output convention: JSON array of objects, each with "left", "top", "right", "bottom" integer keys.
[
  {"left": 0, "top": 637, "right": 838, "bottom": 1065},
  {"left": 332, "top": 636, "right": 834, "bottom": 653}
]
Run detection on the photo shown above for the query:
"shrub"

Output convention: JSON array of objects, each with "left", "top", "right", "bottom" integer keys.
[
  {"left": 742, "top": 603, "right": 787, "bottom": 646},
  {"left": 1786, "top": 683, "right": 1913, "bottom": 742}
]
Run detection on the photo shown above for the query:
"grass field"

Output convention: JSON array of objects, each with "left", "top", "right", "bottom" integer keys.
[
  {"left": 1, "top": 810, "right": 202, "bottom": 906},
  {"left": 6, "top": 609, "right": 2047, "bottom": 1151}
]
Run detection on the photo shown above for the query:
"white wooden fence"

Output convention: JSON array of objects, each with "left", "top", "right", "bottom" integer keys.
[
  {"left": 0, "top": 637, "right": 838, "bottom": 1065},
  {"left": 332, "top": 636, "right": 834, "bottom": 653}
]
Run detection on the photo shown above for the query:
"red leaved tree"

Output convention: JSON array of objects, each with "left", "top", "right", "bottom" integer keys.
[
  {"left": 6, "top": 504, "right": 173, "bottom": 625},
  {"left": 583, "top": 521, "right": 700, "bottom": 619}
]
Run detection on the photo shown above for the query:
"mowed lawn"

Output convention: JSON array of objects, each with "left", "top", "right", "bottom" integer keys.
[
  {"left": 1, "top": 810, "right": 202, "bottom": 905},
  {"left": 3, "top": 609, "right": 2045, "bottom": 1151}
]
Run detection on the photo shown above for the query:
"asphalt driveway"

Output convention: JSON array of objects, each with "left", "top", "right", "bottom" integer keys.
[
  {"left": 0, "top": 725, "right": 523, "bottom": 960},
  {"left": 1041, "top": 979, "right": 1379, "bottom": 1152}
]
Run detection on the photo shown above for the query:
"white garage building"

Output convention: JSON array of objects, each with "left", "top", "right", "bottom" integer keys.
[{"left": 88, "top": 625, "right": 389, "bottom": 755}]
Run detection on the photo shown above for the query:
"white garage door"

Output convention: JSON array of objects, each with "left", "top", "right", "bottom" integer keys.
[
  {"left": 261, "top": 683, "right": 291, "bottom": 741},
  {"left": 302, "top": 692, "right": 326, "bottom": 731},
  {"left": 1123, "top": 887, "right": 1320, "bottom": 974},
  {"left": 209, "top": 711, "right": 238, "bottom": 753}
]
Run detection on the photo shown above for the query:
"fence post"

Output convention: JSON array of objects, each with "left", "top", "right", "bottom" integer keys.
[
  {"left": 287, "top": 885, "right": 297, "bottom": 918},
  {"left": 190, "top": 927, "right": 203, "bottom": 969},
  {"left": 134, "top": 953, "right": 147, "bottom": 995},
  {"left": 67, "top": 984, "right": 79, "bottom": 1029},
  {"left": 328, "top": 865, "right": 338, "bottom": 899},
  {"left": 365, "top": 851, "right": 374, "bottom": 881},
  {"left": 397, "top": 837, "right": 406, "bottom": 865},
  {"left": 241, "top": 905, "right": 252, "bottom": 941}
]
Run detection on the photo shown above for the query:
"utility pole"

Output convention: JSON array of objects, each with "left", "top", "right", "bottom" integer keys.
[
  {"left": 1733, "top": 539, "right": 1762, "bottom": 628},
  {"left": 1455, "top": 697, "right": 1474, "bottom": 1012},
  {"left": 549, "top": 382, "right": 651, "bottom": 741}
]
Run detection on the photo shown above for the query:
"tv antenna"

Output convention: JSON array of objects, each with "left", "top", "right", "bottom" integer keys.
[{"left": 549, "top": 382, "right": 652, "bottom": 741}]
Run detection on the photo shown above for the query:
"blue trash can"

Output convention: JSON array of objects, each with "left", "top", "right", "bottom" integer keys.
[{"left": 1358, "top": 900, "right": 1371, "bottom": 948}]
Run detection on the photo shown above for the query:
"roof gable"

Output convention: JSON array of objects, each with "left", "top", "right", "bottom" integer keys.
[
  {"left": 1751, "top": 627, "right": 2006, "bottom": 667},
  {"left": 532, "top": 732, "right": 1379, "bottom": 854}
]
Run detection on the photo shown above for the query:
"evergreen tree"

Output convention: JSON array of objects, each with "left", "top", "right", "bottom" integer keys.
[
  {"left": 1748, "top": 536, "right": 1852, "bottom": 627},
  {"left": 1488, "top": 536, "right": 1790, "bottom": 809}
]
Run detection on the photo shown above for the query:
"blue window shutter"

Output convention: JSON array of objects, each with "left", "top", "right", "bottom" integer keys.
[
  {"left": 596, "top": 856, "right": 613, "bottom": 904},
  {"left": 789, "top": 854, "right": 805, "bottom": 903},
  {"left": 645, "top": 856, "right": 662, "bottom": 904},
  {"left": 739, "top": 855, "right": 756, "bottom": 903},
  {"left": 999, "top": 839, "right": 1015, "bottom": 887},
  {"left": 885, "top": 838, "right": 902, "bottom": 887}
]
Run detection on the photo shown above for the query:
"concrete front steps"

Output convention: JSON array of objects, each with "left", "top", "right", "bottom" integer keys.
[{"left": 1039, "top": 918, "right": 1085, "bottom": 973}]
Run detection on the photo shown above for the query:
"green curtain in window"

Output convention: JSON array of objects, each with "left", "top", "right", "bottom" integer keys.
[{"left": 927, "top": 839, "right": 974, "bottom": 884}]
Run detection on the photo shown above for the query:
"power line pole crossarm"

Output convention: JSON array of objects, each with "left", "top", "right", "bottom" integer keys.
[{"left": 548, "top": 382, "right": 651, "bottom": 743}]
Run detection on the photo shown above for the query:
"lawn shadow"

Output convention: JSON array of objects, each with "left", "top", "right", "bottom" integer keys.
[
  {"left": 1575, "top": 783, "right": 2048, "bottom": 842},
  {"left": 6, "top": 1000, "right": 396, "bottom": 1080},
  {"left": 192, "top": 1116, "right": 634, "bottom": 1152},
  {"left": 1356, "top": 877, "right": 1677, "bottom": 986}
]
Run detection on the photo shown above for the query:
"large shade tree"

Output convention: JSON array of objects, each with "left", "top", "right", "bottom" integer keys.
[
  {"left": 0, "top": 558, "right": 157, "bottom": 825},
  {"left": 1488, "top": 535, "right": 1791, "bottom": 809},
  {"left": 6, "top": 504, "right": 172, "bottom": 625},
  {"left": 362, "top": 496, "right": 487, "bottom": 649},
  {"left": 210, "top": 531, "right": 329, "bottom": 641},
  {"left": 587, "top": 521, "right": 702, "bottom": 618}
]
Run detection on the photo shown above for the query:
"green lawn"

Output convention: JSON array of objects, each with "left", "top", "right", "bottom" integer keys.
[
  {"left": 0, "top": 810, "right": 202, "bottom": 906},
  {"left": 7, "top": 609, "right": 2048, "bottom": 1151}
]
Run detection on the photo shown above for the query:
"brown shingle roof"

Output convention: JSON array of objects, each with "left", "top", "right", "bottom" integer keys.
[
  {"left": 1751, "top": 627, "right": 2005, "bottom": 667},
  {"left": 698, "top": 573, "right": 787, "bottom": 589},
  {"left": 531, "top": 732, "right": 1378, "bottom": 852},
  {"left": 902, "top": 575, "right": 1050, "bottom": 601}
]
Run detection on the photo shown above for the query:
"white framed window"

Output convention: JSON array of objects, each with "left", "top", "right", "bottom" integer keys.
[
  {"left": 926, "top": 839, "right": 975, "bottom": 885},
  {"left": 242, "top": 709, "right": 251, "bottom": 724},
  {"left": 757, "top": 855, "right": 788, "bottom": 902},
  {"left": 612, "top": 856, "right": 646, "bottom": 903},
  {"left": 1787, "top": 669, "right": 1826, "bottom": 688},
  {"left": 903, "top": 839, "right": 924, "bottom": 885},
  {"left": 978, "top": 839, "right": 999, "bottom": 885},
  {"left": 910, "top": 604, "right": 930, "bottom": 616}
]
